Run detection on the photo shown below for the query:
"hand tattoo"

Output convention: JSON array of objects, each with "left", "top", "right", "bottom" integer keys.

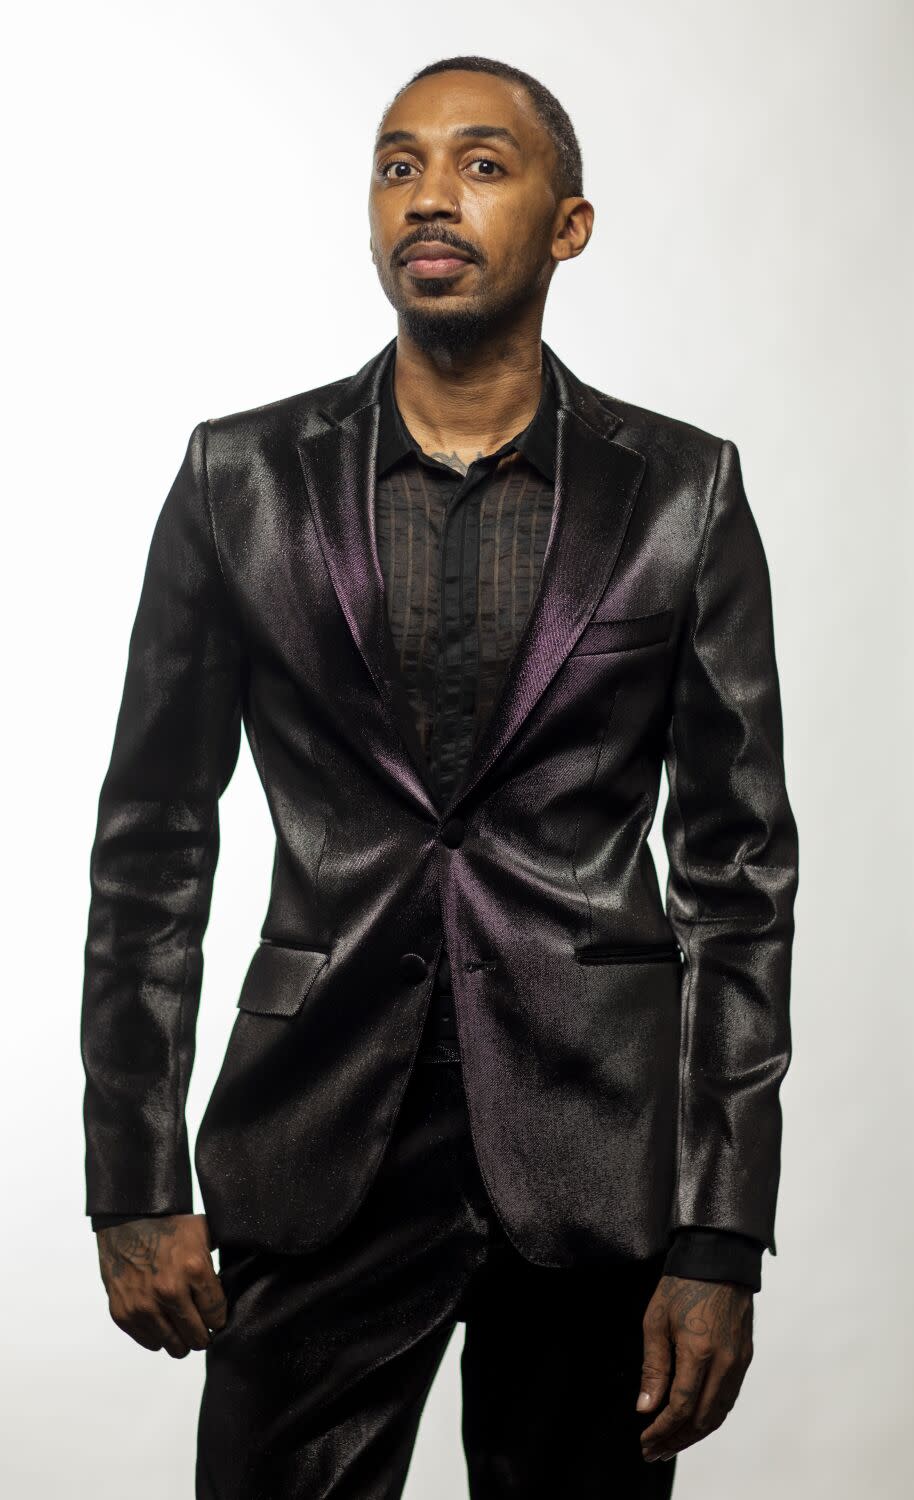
[
  {"left": 645, "top": 1274, "right": 750, "bottom": 1356},
  {"left": 97, "top": 1215, "right": 179, "bottom": 1280}
]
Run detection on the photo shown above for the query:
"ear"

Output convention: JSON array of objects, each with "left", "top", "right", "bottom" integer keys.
[{"left": 553, "top": 197, "right": 594, "bottom": 263}]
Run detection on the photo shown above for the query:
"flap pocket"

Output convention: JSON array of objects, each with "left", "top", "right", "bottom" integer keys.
[
  {"left": 236, "top": 941, "right": 331, "bottom": 1017},
  {"left": 570, "top": 609, "right": 674, "bottom": 656},
  {"left": 574, "top": 940, "right": 682, "bottom": 966}
]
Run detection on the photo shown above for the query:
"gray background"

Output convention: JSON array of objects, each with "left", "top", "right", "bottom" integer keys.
[{"left": 3, "top": 0, "right": 911, "bottom": 1493}]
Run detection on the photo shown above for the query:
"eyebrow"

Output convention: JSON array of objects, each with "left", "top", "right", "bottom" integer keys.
[{"left": 374, "top": 124, "right": 523, "bottom": 154}]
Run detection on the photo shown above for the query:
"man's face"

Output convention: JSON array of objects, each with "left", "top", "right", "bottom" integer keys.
[{"left": 368, "top": 70, "right": 572, "bottom": 352}]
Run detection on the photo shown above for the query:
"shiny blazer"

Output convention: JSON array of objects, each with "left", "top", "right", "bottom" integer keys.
[{"left": 80, "top": 336, "right": 799, "bottom": 1266}]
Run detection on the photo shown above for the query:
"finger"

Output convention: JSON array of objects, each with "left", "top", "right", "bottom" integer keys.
[
  {"left": 157, "top": 1283, "right": 213, "bottom": 1352},
  {"left": 160, "top": 1327, "right": 192, "bottom": 1359},
  {"left": 648, "top": 1366, "right": 735, "bottom": 1459},
  {"left": 637, "top": 1314, "right": 673, "bottom": 1414},
  {"left": 682, "top": 1349, "right": 748, "bottom": 1444},
  {"left": 641, "top": 1345, "right": 713, "bottom": 1451},
  {"left": 189, "top": 1264, "right": 229, "bottom": 1334},
  {"left": 115, "top": 1304, "right": 190, "bottom": 1358},
  {"left": 147, "top": 1302, "right": 192, "bottom": 1358},
  {"left": 110, "top": 1305, "right": 163, "bottom": 1353}
]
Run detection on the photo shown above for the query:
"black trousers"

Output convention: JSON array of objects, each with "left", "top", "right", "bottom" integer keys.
[{"left": 196, "top": 1053, "right": 677, "bottom": 1499}]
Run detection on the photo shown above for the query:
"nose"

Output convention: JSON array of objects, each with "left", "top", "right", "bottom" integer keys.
[{"left": 404, "top": 159, "right": 461, "bottom": 223}]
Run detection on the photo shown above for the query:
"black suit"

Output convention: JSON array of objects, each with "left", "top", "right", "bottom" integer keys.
[{"left": 82, "top": 337, "right": 797, "bottom": 1493}]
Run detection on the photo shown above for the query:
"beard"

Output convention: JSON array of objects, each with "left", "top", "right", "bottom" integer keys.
[{"left": 385, "top": 271, "right": 536, "bottom": 358}]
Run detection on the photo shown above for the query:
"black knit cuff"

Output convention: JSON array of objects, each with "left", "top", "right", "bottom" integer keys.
[{"left": 663, "top": 1228, "right": 764, "bottom": 1291}]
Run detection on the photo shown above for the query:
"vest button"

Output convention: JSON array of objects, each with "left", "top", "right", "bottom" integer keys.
[
  {"left": 439, "top": 817, "right": 465, "bottom": 848},
  {"left": 399, "top": 952, "right": 428, "bottom": 981}
]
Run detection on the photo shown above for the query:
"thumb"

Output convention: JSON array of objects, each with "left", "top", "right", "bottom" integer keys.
[{"left": 637, "top": 1320, "right": 672, "bottom": 1411}]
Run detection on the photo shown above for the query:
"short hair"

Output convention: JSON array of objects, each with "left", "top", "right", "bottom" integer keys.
[{"left": 383, "top": 55, "right": 584, "bottom": 200}]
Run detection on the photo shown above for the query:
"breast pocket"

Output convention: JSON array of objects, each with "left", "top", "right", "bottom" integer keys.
[{"left": 569, "top": 608, "right": 674, "bottom": 656}]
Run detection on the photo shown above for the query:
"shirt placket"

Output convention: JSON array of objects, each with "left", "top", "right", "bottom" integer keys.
[{"left": 429, "top": 462, "right": 491, "bottom": 805}]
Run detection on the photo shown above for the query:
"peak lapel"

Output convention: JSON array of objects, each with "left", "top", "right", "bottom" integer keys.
[
  {"left": 440, "top": 346, "right": 647, "bottom": 818},
  {"left": 295, "top": 341, "right": 441, "bottom": 814}
]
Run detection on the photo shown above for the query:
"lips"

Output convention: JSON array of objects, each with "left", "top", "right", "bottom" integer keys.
[
  {"left": 399, "top": 242, "right": 476, "bottom": 279},
  {"left": 400, "top": 242, "right": 474, "bottom": 264}
]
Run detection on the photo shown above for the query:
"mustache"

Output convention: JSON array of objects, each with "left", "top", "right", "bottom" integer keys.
[{"left": 393, "top": 230, "right": 483, "bottom": 265}]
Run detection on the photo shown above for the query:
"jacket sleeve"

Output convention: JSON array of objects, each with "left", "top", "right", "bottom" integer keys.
[
  {"left": 81, "top": 422, "right": 244, "bottom": 1220},
  {"left": 663, "top": 1227, "right": 763, "bottom": 1291},
  {"left": 662, "top": 438, "right": 799, "bottom": 1255}
]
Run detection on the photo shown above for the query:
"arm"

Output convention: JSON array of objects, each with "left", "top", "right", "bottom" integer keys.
[
  {"left": 638, "top": 437, "right": 799, "bottom": 1459},
  {"left": 81, "top": 421, "right": 243, "bottom": 1352}
]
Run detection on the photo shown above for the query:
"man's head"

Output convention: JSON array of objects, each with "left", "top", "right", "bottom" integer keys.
[{"left": 368, "top": 57, "right": 593, "bottom": 357}]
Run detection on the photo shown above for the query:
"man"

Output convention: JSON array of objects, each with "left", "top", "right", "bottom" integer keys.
[{"left": 82, "top": 54, "right": 799, "bottom": 1498}]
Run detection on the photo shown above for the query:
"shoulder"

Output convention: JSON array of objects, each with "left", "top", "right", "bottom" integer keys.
[
  {"left": 548, "top": 341, "right": 726, "bottom": 483},
  {"left": 585, "top": 380, "right": 726, "bottom": 472},
  {"left": 200, "top": 372, "right": 349, "bottom": 451}
]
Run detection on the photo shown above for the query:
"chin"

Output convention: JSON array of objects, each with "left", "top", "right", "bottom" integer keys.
[{"left": 399, "top": 302, "right": 492, "bottom": 357}]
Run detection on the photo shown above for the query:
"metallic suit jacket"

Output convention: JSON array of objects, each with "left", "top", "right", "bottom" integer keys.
[{"left": 80, "top": 336, "right": 799, "bottom": 1265}]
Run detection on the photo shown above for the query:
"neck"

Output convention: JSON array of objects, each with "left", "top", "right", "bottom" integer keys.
[{"left": 392, "top": 316, "right": 545, "bottom": 466}]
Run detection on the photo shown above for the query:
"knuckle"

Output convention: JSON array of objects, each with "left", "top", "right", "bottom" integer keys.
[
  {"left": 184, "top": 1255, "right": 211, "bottom": 1279},
  {"left": 672, "top": 1384, "right": 699, "bottom": 1411}
]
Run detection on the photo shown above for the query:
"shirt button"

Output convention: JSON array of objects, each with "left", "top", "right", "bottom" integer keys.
[
  {"left": 399, "top": 952, "right": 428, "bottom": 981},
  {"left": 439, "top": 817, "right": 465, "bottom": 848}
]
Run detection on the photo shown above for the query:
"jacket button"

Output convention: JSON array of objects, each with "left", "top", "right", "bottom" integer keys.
[
  {"left": 399, "top": 952, "right": 428, "bottom": 981},
  {"left": 439, "top": 817, "right": 465, "bottom": 848}
]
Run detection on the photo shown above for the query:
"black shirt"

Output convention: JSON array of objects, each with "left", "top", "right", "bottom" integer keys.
[
  {"left": 374, "top": 349, "right": 557, "bottom": 1058},
  {"left": 374, "top": 347, "right": 557, "bottom": 808}
]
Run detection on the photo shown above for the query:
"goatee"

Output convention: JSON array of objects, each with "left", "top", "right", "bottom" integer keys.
[
  {"left": 398, "top": 300, "right": 492, "bottom": 358},
  {"left": 398, "top": 283, "right": 529, "bottom": 358}
]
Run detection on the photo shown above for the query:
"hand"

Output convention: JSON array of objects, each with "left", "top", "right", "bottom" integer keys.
[
  {"left": 636, "top": 1274, "right": 753, "bottom": 1463},
  {"left": 96, "top": 1212, "right": 228, "bottom": 1358}
]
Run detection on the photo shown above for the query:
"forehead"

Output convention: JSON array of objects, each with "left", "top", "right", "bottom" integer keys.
[{"left": 377, "top": 70, "right": 549, "bottom": 157}]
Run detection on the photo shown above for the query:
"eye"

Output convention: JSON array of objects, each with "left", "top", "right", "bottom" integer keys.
[
  {"left": 379, "top": 156, "right": 506, "bottom": 181},
  {"left": 380, "top": 159, "right": 418, "bottom": 180}
]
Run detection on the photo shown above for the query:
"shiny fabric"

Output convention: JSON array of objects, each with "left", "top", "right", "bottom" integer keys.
[
  {"left": 196, "top": 1057, "right": 676, "bottom": 1499},
  {"left": 370, "top": 362, "right": 765, "bottom": 1292},
  {"left": 81, "top": 336, "right": 799, "bottom": 1268}
]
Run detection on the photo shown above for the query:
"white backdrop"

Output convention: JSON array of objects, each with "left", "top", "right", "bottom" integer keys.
[{"left": 3, "top": 1, "right": 911, "bottom": 1494}]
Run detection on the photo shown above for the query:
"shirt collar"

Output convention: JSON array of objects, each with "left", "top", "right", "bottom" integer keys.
[{"left": 375, "top": 348, "right": 557, "bottom": 484}]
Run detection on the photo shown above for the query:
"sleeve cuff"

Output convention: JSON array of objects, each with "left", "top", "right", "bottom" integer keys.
[
  {"left": 663, "top": 1228, "right": 764, "bottom": 1291},
  {"left": 90, "top": 1210, "right": 181, "bottom": 1231}
]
